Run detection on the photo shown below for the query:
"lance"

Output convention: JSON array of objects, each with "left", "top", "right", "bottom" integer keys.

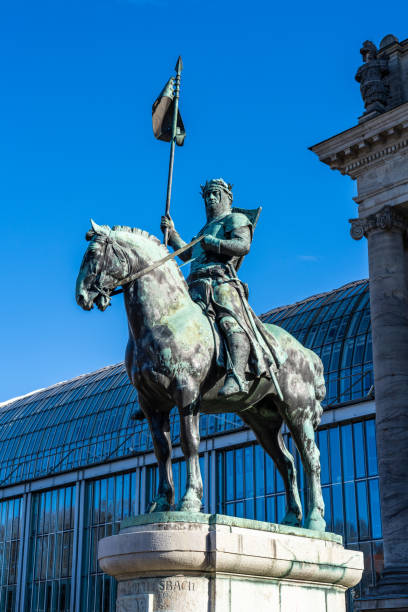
[{"left": 163, "top": 56, "right": 183, "bottom": 246}]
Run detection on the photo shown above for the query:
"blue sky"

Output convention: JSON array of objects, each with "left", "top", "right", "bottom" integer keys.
[{"left": 1, "top": 0, "right": 407, "bottom": 401}]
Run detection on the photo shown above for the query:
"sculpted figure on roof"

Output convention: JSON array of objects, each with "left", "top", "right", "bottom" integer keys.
[{"left": 355, "top": 40, "right": 389, "bottom": 116}]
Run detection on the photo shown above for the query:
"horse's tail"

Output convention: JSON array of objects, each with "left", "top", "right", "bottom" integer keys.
[{"left": 310, "top": 350, "right": 326, "bottom": 430}]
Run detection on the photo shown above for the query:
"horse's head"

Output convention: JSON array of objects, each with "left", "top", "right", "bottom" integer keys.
[{"left": 76, "top": 220, "right": 131, "bottom": 312}]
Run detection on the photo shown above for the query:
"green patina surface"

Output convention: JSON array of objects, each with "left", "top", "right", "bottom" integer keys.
[
  {"left": 77, "top": 203, "right": 328, "bottom": 533},
  {"left": 120, "top": 512, "right": 342, "bottom": 544}
]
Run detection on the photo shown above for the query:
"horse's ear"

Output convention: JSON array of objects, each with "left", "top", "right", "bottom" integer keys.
[
  {"left": 90, "top": 219, "right": 110, "bottom": 236},
  {"left": 90, "top": 219, "right": 101, "bottom": 234},
  {"left": 85, "top": 218, "right": 99, "bottom": 241}
]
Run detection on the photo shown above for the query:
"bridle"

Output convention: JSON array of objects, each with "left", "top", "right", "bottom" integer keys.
[
  {"left": 88, "top": 233, "right": 132, "bottom": 307},
  {"left": 87, "top": 231, "right": 205, "bottom": 306}
]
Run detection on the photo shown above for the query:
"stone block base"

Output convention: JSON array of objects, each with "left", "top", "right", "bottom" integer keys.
[{"left": 98, "top": 512, "right": 364, "bottom": 612}]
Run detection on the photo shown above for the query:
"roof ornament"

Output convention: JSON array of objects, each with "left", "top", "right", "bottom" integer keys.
[{"left": 355, "top": 40, "right": 389, "bottom": 119}]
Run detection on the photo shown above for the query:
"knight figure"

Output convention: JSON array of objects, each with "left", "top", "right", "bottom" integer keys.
[{"left": 161, "top": 178, "right": 280, "bottom": 399}]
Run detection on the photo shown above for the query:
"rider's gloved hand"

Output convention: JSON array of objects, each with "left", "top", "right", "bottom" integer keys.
[
  {"left": 202, "top": 235, "right": 221, "bottom": 252},
  {"left": 160, "top": 215, "right": 176, "bottom": 237}
]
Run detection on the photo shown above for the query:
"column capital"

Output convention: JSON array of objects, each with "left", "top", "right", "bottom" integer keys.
[{"left": 349, "top": 205, "right": 408, "bottom": 240}]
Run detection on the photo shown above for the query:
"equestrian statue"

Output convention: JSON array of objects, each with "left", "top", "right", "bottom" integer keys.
[{"left": 76, "top": 177, "right": 327, "bottom": 532}]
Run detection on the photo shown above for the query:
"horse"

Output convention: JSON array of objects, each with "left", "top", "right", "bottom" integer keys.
[{"left": 76, "top": 220, "right": 327, "bottom": 531}]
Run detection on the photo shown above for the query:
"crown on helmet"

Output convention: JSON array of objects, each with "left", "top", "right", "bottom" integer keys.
[{"left": 200, "top": 178, "right": 233, "bottom": 201}]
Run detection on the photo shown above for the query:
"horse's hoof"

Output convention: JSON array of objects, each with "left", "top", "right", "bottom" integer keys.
[
  {"left": 176, "top": 499, "right": 202, "bottom": 513},
  {"left": 281, "top": 511, "right": 302, "bottom": 527},
  {"left": 305, "top": 514, "right": 326, "bottom": 532},
  {"left": 146, "top": 499, "right": 171, "bottom": 513}
]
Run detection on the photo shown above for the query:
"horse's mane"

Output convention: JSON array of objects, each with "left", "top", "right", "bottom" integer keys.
[
  {"left": 112, "top": 225, "right": 161, "bottom": 244},
  {"left": 111, "top": 225, "right": 188, "bottom": 289}
]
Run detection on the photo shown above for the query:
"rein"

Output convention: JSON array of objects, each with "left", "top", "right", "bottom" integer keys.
[
  {"left": 92, "top": 233, "right": 204, "bottom": 300},
  {"left": 91, "top": 234, "right": 129, "bottom": 301}
]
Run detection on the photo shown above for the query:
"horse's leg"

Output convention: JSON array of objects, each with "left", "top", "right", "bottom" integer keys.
[
  {"left": 177, "top": 409, "right": 202, "bottom": 512},
  {"left": 241, "top": 407, "right": 302, "bottom": 526},
  {"left": 287, "top": 417, "right": 326, "bottom": 532},
  {"left": 144, "top": 406, "right": 174, "bottom": 513}
]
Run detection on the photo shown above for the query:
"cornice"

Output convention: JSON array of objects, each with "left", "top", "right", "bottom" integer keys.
[
  {"left": 310, "top": 102, "right": 408, "bottom": 177},
  {"left": 349, "top": 205, "right": 408, "bottom": 240},
  {"left": 343, "top": 135, "right": 408, "bottom": 176}
]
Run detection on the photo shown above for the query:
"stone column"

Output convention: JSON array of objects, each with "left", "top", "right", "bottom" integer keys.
[
  {"left": 310, "top": 88, "right": 408, "bottom": 608},
  {"left": 350, "top": 207, "right": 408, "bottom": 596}
]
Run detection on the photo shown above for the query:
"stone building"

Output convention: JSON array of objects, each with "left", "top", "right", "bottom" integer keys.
[
  {"left": 0, "top": 279, "right": 380, "bottom": 611},
  {"left": 311, "top": 32, "right": 408, "bottom": 612}
]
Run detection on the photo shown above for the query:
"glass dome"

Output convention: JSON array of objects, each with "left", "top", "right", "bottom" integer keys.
[
  {"left": 262, "top": 279, "right": 372, "bottom": 407},
  {"left": 0, "top": 279, "right": 372, "bottom": 488}
]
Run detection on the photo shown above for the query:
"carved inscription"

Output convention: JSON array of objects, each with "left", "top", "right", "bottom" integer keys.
[
  {"left": 118, "top": 593, "right": 153, "bottom": 612},
  {"left": 119, "top": 579, "right": 197, "bottom": 596},
  {"left": 158, "top": 580, "right": 196, "bottom": 592},
  {"left": 120, "top": 580, "right": 156, "bottom": 596}
]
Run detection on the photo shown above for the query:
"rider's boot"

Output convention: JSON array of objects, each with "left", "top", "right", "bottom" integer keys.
[{"left": 219, "top": 331, "right": 250, "bottom": 398}]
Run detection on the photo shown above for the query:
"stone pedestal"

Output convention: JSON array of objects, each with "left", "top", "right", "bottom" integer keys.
[{"left": 98, "top": 512, "right": 363, "bottom": 612}]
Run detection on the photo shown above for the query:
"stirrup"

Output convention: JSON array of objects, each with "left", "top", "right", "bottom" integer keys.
[{"left": 218, "top": 372, "right": 248, "bottom": 398}]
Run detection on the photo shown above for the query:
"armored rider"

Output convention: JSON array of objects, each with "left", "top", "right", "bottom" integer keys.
[{"left": 161, "top": 178, "right": 280, "bottom": 399}]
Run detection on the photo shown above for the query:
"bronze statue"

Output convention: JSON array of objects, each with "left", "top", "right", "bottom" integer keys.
[
  {"left": 161, "top": 178, "right": 280, "bottom": 399},
  {"left": 76, "top": 187, "right": 327, "bottom": 532}
]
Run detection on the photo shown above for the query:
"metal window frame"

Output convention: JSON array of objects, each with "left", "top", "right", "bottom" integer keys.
[
  {"left": 16, "top": 492, "right": 31, "bottom": 611},
  {"left": 0, "top": 398, "right": 377, "bottom": 612}
]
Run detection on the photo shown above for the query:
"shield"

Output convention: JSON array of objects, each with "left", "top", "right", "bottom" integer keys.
[{"left": 232, "top": 206, "right": 262, "bottom": 270}]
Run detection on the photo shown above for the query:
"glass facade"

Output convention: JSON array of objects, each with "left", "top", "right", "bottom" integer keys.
[
  {"left": 0, "top": 279, "right": 379, "bottom": 610},
  {"left": 216, "top": 417, "right": 382, "bottom": 598},
  {"left": 81, "top": 473, "right": 137, "bottom": 611},
  {"left": 262, "top": 280, "right": 372, "bottom": 406},
  {"left": 145, "top": 457, "right": 206, "bottom": 511},
  {"left": 217, "top": 437, "right": 303, "bottom": 523},
  {"left": 0, "top": 416, "right": 381, "bottom": 611},
  {"left": 0, "top": 497, "right": 22, "bottom": 611},
  {"left": 0, "top": 365, "right": 143, "bottom": 489},
  {"left": 26, "top": 487, "right": 76, "bottom": 612}
]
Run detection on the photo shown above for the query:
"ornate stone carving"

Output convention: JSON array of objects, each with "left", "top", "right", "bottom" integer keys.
[
  {"left": 343, "top": 136, "right": 408, "bottom": 176},
  {"left": 350, "top": 205, "right": 408, "bottom": 240},
  {"left": 310, "top": 103, "right": 408, "bottom": 184},
  {"left": 349, "top": 219, "right": 365, "bottom": 241},
  {"left": 355, "top": 41, "right": 389, "bottom": 117}
]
